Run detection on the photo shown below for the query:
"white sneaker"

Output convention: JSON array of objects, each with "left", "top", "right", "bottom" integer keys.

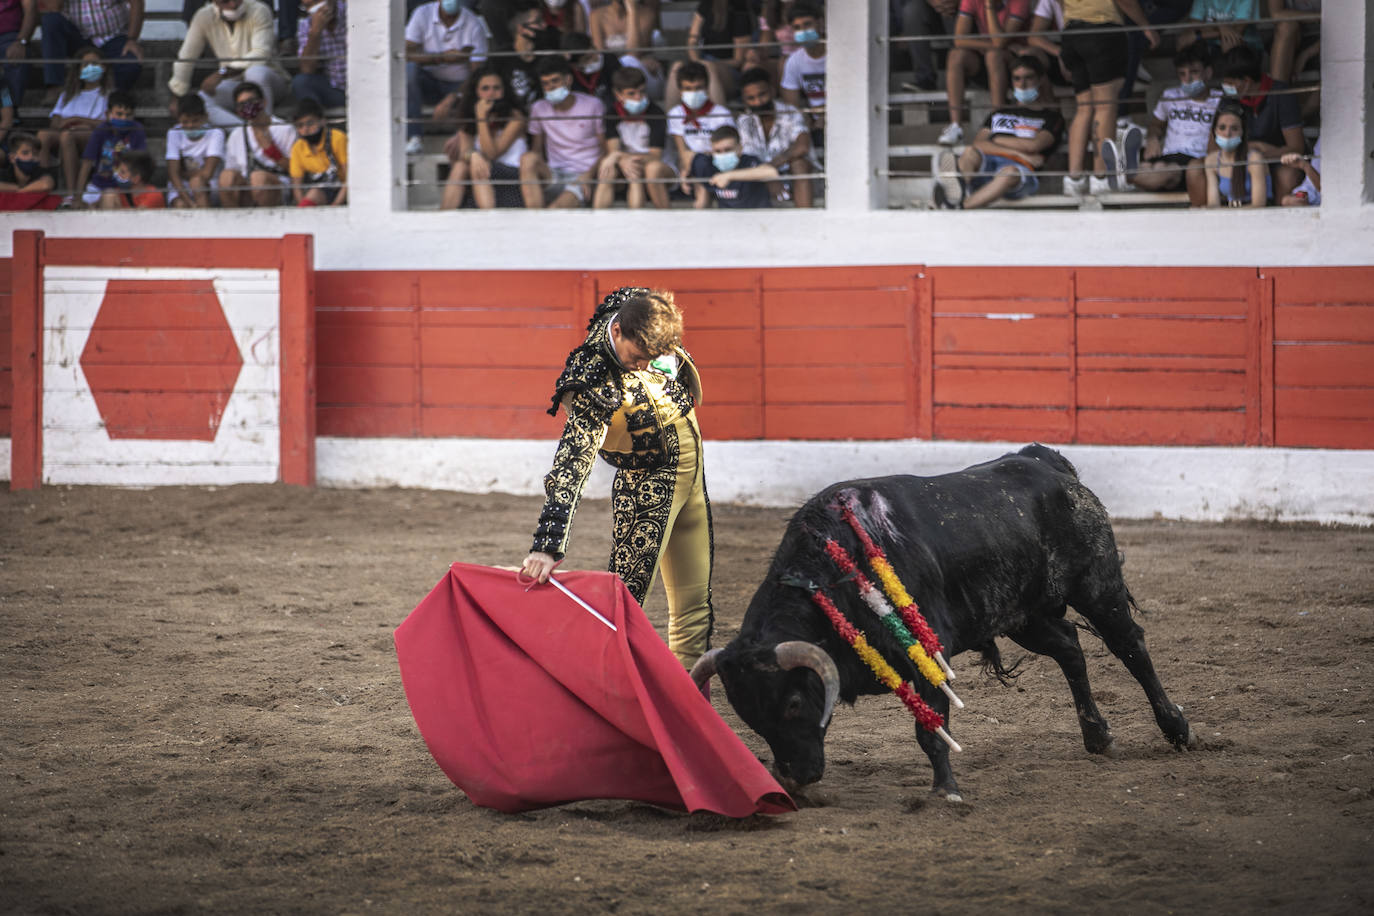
[
  {"left": 937, "top": 122, "right": 963, "bottom": 146},
  {"left": 1099, "top": 139, "right": 1123, "bottom": 191},
  {"left": 1089, "top": 175, "right": 1113, "bottom": 196},
  {"left": 1062, "top": 175, "right": 1088, "bottom": 198},
  {"left": 404, "top": 135, "right": 424, "bottom": 156},
  {"left": 933, "top": 149, "right": 964, "bottom": 209}
]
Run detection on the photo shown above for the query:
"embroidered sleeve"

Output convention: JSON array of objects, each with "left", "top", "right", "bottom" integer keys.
[{"left": 530, "top": 390, "right": 613, "bottom": 559}]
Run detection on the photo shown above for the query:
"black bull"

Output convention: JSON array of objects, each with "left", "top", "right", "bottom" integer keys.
[{"left": 692, "top": 444, "right": 1192, "bottom": 800}]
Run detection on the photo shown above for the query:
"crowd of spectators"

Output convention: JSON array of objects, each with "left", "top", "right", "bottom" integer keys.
[{"left": 904, "top": 0, "right": 1321, "bottom": 208}]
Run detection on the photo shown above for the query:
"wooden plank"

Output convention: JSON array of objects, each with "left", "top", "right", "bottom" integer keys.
[
  {"left": 766, "top": 366, "right": 909, "bottom": 404},
  {"left": 280, "top": 233, "right": 314, "bottom": 486},
  {"left": 1258, "top": 272, "right": 1275, "bottom": 446},
  {"left": 1275, "top": 344, "right": 1374, "bottom": 388},
  {"left": 765, "top": 403, "right": 914, "bottom": 440},
  {"left": 421, "top": 406, "right": 564, "bottom": 438},
  {"left": 933, "top": 406, "right": 1072, "bottom": 441},
  {"left": 419, "top": 326, "right": 576, "bottom": 366},
  {"left": 1269, "top": 267, "right": 1374, "bottom": 304},
  {"left": 765, "top": 327, "right": 910, "bottom": 365},
  {"left": 1276, "top": 417, "right": 1374, "bottom": 449},
  {"left": 317, "top": 406, "right": 415, "bottom": 437},
  {"left": 762, "top": 265, "right": 915, "bottom": 292},
  {"left": 315, "top": 307, "right": 416, "bottom": 325},
  {"left": 1076, "top": 354, "right": 1247, "bottom": 372},
  {"left": 1077, "top": 369, "right": 1245, "bottom": 409},
  {"left": 421, "top": 367, "right": 550, "bottom": 407},
  {"left": 43, "top": 238, "right": 281, "bottom": 269},
  {"left": 698, "top": 366, "right": 760, "bottom": 404},
  {"left": 418, "top": 270, "right": 583, "bottom": 308},
  {"left": 698, "top": 403, "right": 763, "bottom": 440},
  {"left": 687, "top": 328, "right": 762, "bottom": 367},
  {"left": 934, "top": 352, "right": 1068, "bottom": 370},
  {"left": 66, "top": 281, "right": 227, "bottom": 328},
  {"left": 76, "top": 329, "right": 244, "bottom": 365},
  {"left": 933, "top": 315, "right": 1069, "bottom": 355},
  {"left": 934, "top": 298, "right": 1069, "bottom": 317},
  {"left": 56, "top": 391, "right": 235, "bottom": 441},
  {"left": 70, "top": 363, "right": 244, "bottom": 392},
  {"left": 1077, "top": 316, "right": 1247, "bottom": 357},
  {"left": 762, "top": 288, "right": 909, "bottom": 327},
  {"left": 1275, "top": 388, "right": 1374, "bottom": 420},
  {"left": 1075, "top": 298, "right": 1250, "bottom": 317},
  {"left": 915, "top": 272, "right": 933, "bottom": 439},
  {"left": 1275, "top": 305, "right": 1374, "bottom": 342},
  {"left": 1076, "top": 408, "right": 1246, "bottom": 445},
  {"left": 931, "top": 266, "right": 1071, "bottom": 299},
  {"left": 317, "top": 271, "right": 416, "bottom": 311},
  {"left": 934, "top": 367, "right": 1071, "bottom": 408},
  {"left": 672, "top": 290, "right": 760, "bottom": 329},
  {"left": 316, "top": 366, "right": 416, "bottom": 405},
  {"left": 11, "top": 231, "right": 42, "bottom": 489},
  {"left": 317, "top": 324, "right": 414, "bottom": 366},
  {"left": 594, "top": 268, "right": 759, "bottom": 295},
  {"left": 1075, "top": 266, "right": 1253, "bottom": 301},
  {"left": 420, "top": 307, "right": 576, "bottom": 329}
]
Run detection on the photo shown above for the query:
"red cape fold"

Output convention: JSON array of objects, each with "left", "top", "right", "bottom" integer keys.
[{"left": 394, "top": 563, "right": 795, "bottom": 817}]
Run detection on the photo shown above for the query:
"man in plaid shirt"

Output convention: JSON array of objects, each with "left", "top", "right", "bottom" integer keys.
[
  {"left": 40, "top": 0, "right": 143, "bottom": 98},
  {"left": 291, "top": 0, "right": 346, "bottom": 110}
]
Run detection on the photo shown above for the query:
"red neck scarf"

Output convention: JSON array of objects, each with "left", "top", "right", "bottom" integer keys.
[
  {"left": 614, "top": 99, "right": 644, "bottom": 122},
  {"left": 573, "top": 69, "right": 598, "bottom": 94},
  {"left": 681, "top": 100, "right": 712, "bottom": 129},
  {"left": 1240, "top": 75, "right": 1274, "bottom": 111}
]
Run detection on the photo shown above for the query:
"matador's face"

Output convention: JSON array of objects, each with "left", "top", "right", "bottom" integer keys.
[{"left": 609, "top": 321, "right": 654, "bottom": 371}]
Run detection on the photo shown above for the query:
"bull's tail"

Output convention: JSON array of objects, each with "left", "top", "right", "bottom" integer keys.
[
  {"left": 975, "top": 640, "right": 1023, "bottom": 685},
  {"left": 1019, "top": 442, "right": 1078, "bottom": 478}
]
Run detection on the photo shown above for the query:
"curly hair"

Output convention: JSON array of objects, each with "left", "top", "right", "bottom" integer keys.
[{"left": 615, "top": 289, "right": 683, "bottom": 357}]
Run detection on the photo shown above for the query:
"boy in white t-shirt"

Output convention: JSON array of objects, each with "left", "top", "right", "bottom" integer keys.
[
  {"left": 779, "top": 0, "right": 826, "bottom": 159},
  {"left": 166, "top": 94, "right": 225, "bottom": 208},
  {"left": 219, "top": 82, "right": 297, "bottom": 208},
  {"left": 1129, "top": 44, "right": 1221, "bottom": 192},
  {"left": 666, "top": 61, "right": 733, "bottom": 195}
]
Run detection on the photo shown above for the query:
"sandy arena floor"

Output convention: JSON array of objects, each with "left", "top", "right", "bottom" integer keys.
[{"left": 2, "top": 483, "right": 1372, "bottom": 914}]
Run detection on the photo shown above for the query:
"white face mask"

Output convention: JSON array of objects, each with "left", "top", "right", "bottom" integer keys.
[
  {"left": 545, "top": 0, "right": 567, "bottom": 7},
  {"left": 681, "top": 89, "right": 708, "bottom": 109},
  {"left": 219, "top": 4, "right": 246, "bottom": 21},
  {"left": 581, "top": 57, "right": 603, "bottom": 75}
]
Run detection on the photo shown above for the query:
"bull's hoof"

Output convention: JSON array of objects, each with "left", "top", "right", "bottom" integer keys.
[
  {"left": 931, "top": 786, "right": 963, "bottom": 804},
  {"left": 1084, "top": 732, "right": 1118, "bottom": 756}
]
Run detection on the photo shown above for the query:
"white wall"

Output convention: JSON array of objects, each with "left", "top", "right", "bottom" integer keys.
[{"left": 1, "top": 2, "right": 1369, "bottom": 271}]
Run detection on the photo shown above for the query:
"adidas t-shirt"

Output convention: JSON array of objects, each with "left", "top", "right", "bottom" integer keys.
[{"left": 1152, "top": 86, "right": 1222, "bottom": 158}]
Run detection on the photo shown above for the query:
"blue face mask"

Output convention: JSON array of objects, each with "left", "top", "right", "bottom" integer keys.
[
  {"left": 1180, "top": 79, "right": 1206, "bottom": 96},
  {"left": 184, "top": 127, "right": 208, "bottom": 141},
  {"left": 110, "top": 118, "right": 135, "bottom": 130},
  {"left": 622, "top": 97, "right": 648, "bottom": 115},
  {"left": 1215, "top": 134, "right": 1242, "bottom": 151},
  {"left": 794, "top": 28, "right": 820, "bottom": 45},
  {"left": 14, "top": 158, "right": 42, "bottom": 176},
  {"left": 80, "top": 63, "right": 104, "bottom": 83},
  {"left": 681, "top": 89, "right": 708, "bottom": 109},
  {"left": 1012, "top": 86, "right": 1038, "bottom": 104},
  {"left": 440, "top": 0, "right": 462, "bottom": 14},
  {"left": 1221, "top": 83, "right": 1239, "bottom": 97},
  {"left": 711, "top": 151, "right": 740, "bottom": 172},
  {"left": 544, "top": 85, "right": 570, "bottom": 105}
]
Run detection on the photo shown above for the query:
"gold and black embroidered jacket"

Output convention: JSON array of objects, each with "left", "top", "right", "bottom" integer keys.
[{"left": 531, "top": 288, "right": 703, "bottom": 560}]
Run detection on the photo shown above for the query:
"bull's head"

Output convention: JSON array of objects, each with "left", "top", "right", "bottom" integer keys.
[{"left": 692, "top": 641, "right": 840, "bottom": 790}]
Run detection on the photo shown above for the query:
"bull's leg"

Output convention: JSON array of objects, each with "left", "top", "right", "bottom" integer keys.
[
  {"left": 1008, "top": 615, "right": 1116, "bottom": 755},
  {"left": 1077, "top": 588, "right": 1192, "bottom": 749},
  {"left": 914, "top": 692, "right": 961, "bottom": 801}
]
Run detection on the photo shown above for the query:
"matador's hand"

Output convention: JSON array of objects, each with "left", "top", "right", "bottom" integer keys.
[{"left": 521, "top": 551, "right": 560, "bottom": 584}]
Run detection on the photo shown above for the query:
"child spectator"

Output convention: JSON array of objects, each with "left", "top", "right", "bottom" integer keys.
[
  {"left": 562, "top": 31, "right": 618, "bottom": 106},
  {"left": 38, "top": 0, "right": 143, "bottom": 98},
  {"left": 99, "top": 149, "right": 164, "bottom": 209},
  {"left": 735, "top": 66, "right": 815, "bottom": 207},
  {"left": 779, "top": 1, "right": 827, "bottom": 158},
  {"left": 74, "top": 89, "right": 144, "bottom": 208},
  {"left": 1127, "top": 43, "right": 1219, "bottom": 191},
  {"left": 690, "top": 124, "right": 777, "bottom": 209},
  {"left": 1215, "top": 44, "right": 1304, "bottom": 199},
  {"left": 938, "top": 0, "right": 1031, "bottom": 147},
  {"left": 169, "top": 0, "right": 290, "bottom": 128},
  {"left": 289, "top": 98, "right": 347, "bottom": 206},
  {"left": 519, "top": 55, "right": 605, "bottom": 208},
  {"left": 1200, "top": 100, "right": 1269, "bottom": 207},
  {"left": 37, "top": 47, "right": 110, "bottom": 200},
  {"left": 1059, "top": 0, "right": 1158, "bottom": 196},
  {"left": 441, "top": 64, "right": 529, "bottom": 210},
  {"left": 166, "top": 93, "right": 224, "bottom": 208},
  {"left": 667, "top": 60, "right": 734, "bottom": 193},
  {"left": 404, "top": 0, "right": 489, "bottom": 155},
  {"left": 292, "top": 0, "right": 347, "bottom": 110},
  {"left": 0, "top": 131, "right": 61, "bottom": 211},
  {"left": 219, "top": 81, "right": 296, "bottom": 207},
  {"left": 1279, "top": 137, "right": 1319, "bottom": 206},
  {"left": 595, "top": 64, "right": 673, "bottom": 209},
  {"left": 932, "top": 54, "right": 1065, "bottom": 208}
]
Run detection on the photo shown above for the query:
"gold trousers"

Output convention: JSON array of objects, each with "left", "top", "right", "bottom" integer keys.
[{"left": 609, "top": 414, "right": 714, "bottom": 668}]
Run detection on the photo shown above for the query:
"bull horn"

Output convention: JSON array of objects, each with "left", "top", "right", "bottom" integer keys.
[
  {"left": 774, "top": 641, "right": 841, "bottom": 730},
  {"left": 690, "top": 648, "right": 723, "bottom": 688}
]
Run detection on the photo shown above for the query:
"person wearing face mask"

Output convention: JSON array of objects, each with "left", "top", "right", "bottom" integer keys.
[
  {"left": 520, "top": 54, "right": 606, "bottom": 208},
  {"left": 932, "top": 54, "right": 1065, "bottom": 209},
  {"left": 936, "top": 0, "right": 1031, "bottom": 149},
  {"left": 404, "top": 0, "right": 489, "bottom": 156},
  {"left": 1200, "top": 99, "right": 1269, "bottom": 208},
  {"left": 0, "top": 132, "right": 61, "bottom": 211},
  {"left": 735, "top": 66, "right": 814, "bottom": 207},
  {"left": 37, "top": 47, "right": 110, "bottom": 203},
  {"left": 218, "top": 81, "right": 296, "bottom": 208},
  {"left": 98, "top": 148, "right": 163, "bottom": 209},
  {"left": 595, "top": 64, "right": 674, "bottom": 209},
  {"left": 166, "top": 92, "right": 225, "bottom": 208},
  {"left": 690, "top": 124, "right": 777, "bottom": 209},
  {"left": 666, "top": 60, "right": 734, "bottom": 195},
  {"left": 1128, "top": 43, "right": 1220, "bottom": 192},
  {"left": 521, "top": 287, "right": 718, "bottom": 674},
  {"left": 288, "top": 98, "right": 347, "bottom": 206},
  {"left": 1211, "top": 44, "right": 1305, "bottom": 200},
  {"left": 562, "top": 30, "right": 618, "bottom": 105},
  {"left": 169, "top": 0, "right": 289, "bottom": 129},
  {"left": 38, "top": 0, "right": 144, "bottom": 103},
  {"left": 74, "top": 88, "right": 145, "bottom": 208},
  {"left": 779, "top": 0, "right": 828, "bottom": 162},
  {"left": 291, "top": 0, "right": 347, "bottom": 111}
]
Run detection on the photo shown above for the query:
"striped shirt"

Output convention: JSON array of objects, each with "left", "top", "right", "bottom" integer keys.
[{"left": 297, "top": 0, "right": 348, "bottom": 91}]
